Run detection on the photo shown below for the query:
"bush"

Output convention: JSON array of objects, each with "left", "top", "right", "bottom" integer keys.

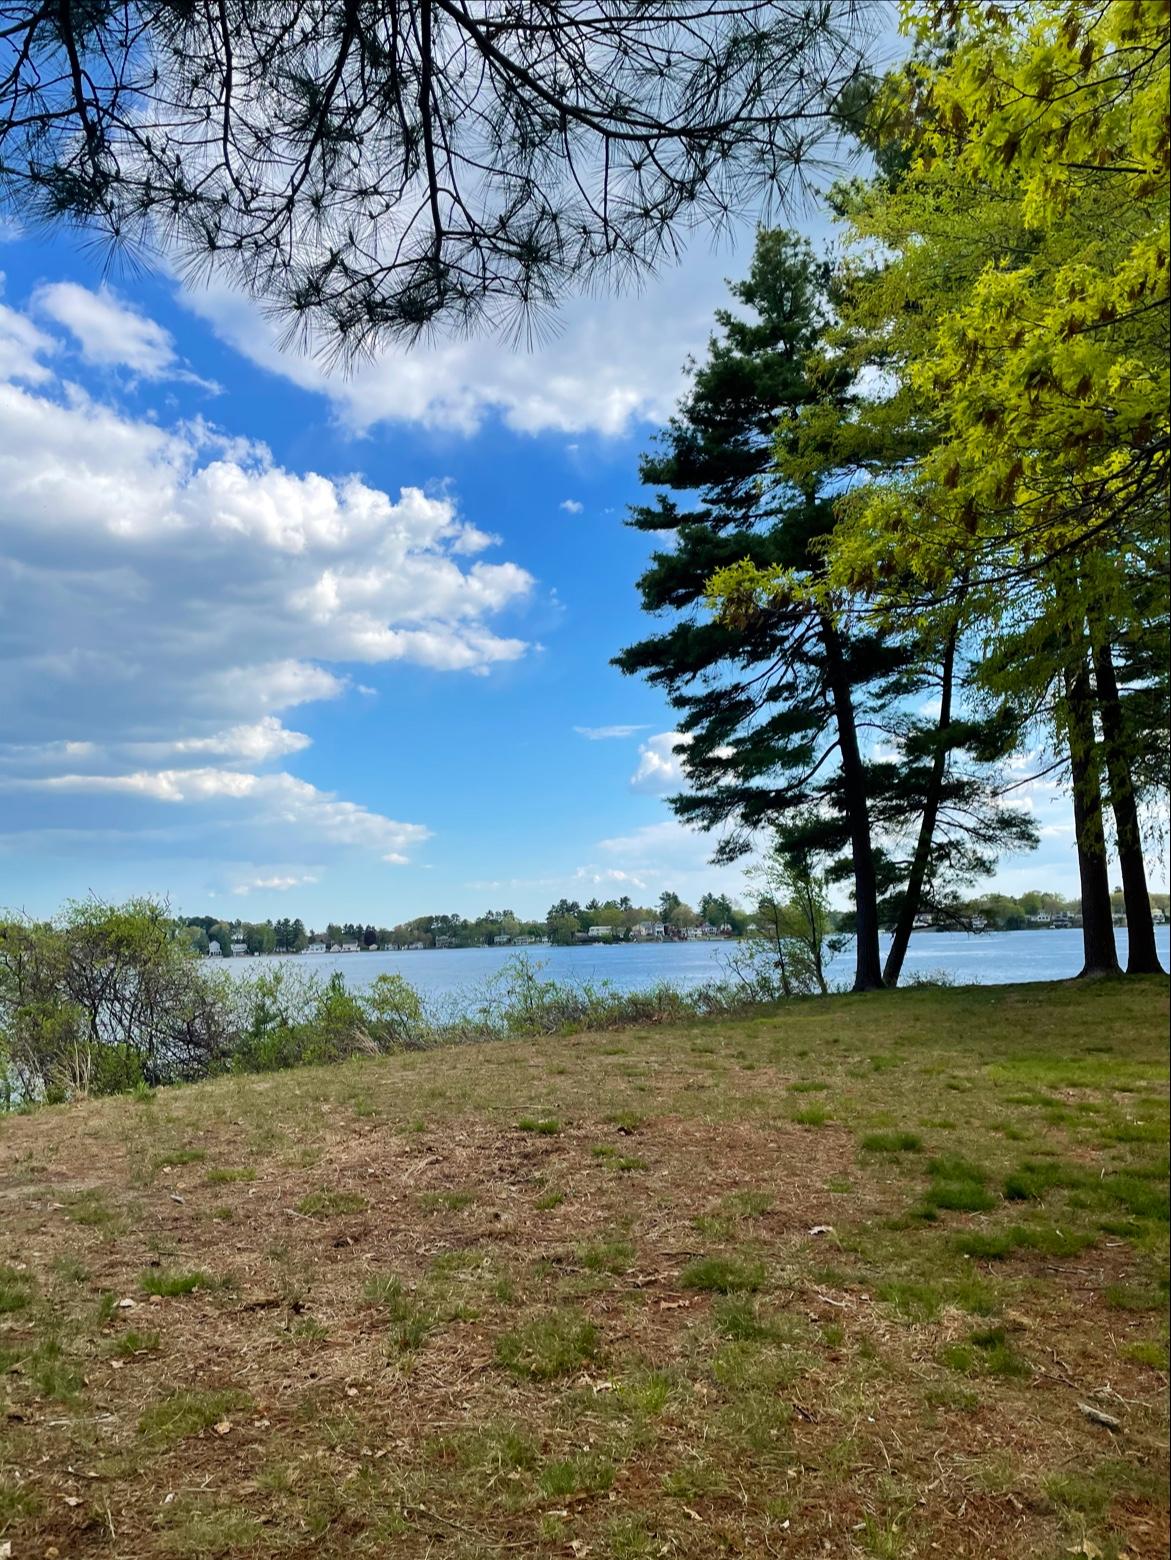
[
  {"left": 3, "top": 925, "right": 765, "bottom": 1106},
  {"left": 0, "top": 900, "right": 229, "bottom": 1102}
]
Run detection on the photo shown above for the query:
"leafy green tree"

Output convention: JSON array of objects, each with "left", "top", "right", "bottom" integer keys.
[{"left": 817, "top": 3, "right": 1168, "bottom": 976}]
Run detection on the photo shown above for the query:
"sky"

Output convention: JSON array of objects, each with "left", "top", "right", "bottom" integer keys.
[{"left": 0, "top": 150, "right": 1142, "bottom": 928}]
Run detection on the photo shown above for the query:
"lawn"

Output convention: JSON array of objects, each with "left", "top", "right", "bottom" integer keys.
[{"left": 0, "top": 977, "right": 1167, "bottom": 1559}]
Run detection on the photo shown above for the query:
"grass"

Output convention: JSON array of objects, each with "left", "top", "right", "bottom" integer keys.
[
  {"left": 495, "top": 1310, "right": 599, "bottom": 1379},
  {"left": 138, "top": 1388, "right": 252, "bottom": 1446},
  {"left": 295, "top": 1189, "right": 369, "bottom": 1217},
  {"left": 0, "top": 976, "right": 1166, "bottom": 1558},
  {"left": 861, "top": 1130, "right": 923, "bottom": 1153},
  {"left": 680, "top": 1255, "right": 767, "bottom": 1293},
  {"left": 140, "top": 1268, "right": 216, "bottom": 1297}
]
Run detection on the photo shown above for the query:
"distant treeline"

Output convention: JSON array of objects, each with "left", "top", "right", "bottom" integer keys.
[{"left": 177, "top": 888, "right": 1169, "bottom": 957}]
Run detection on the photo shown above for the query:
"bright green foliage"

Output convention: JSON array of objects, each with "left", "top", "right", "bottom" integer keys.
[{"left": 830, "top": 0, "right": 1168, "bottom": 587}]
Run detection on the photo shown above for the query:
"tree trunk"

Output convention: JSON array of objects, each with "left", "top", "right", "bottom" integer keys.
[
  {"left": 820, "top": 613, "right": 884, "bottom": 992},
  {"left": 1091, "top": 638, "right": 1165, "bottom": 975},
  {"left": 1064, "top": 659, "right": 1121, "bottom": 978},
  {"left": 884, "top": 623, "right": 958, "bottom": 987}
]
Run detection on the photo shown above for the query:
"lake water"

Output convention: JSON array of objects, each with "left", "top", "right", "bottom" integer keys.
[{"left": 216, "top": 926, "right": 1170, "bottom": 1001}]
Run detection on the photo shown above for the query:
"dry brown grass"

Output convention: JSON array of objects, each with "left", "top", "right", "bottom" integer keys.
[{"left": 1, "top": 976, "right": 1167, "bottom": 1558}]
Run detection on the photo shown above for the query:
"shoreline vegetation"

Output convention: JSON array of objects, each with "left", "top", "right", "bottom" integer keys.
[
  {"left": 1, "top": 897, "right": 1167, "bottom": 1112},
  {"left": 0, "top": 977, "right": 1166, "bottom": 1557},
  {"left": 0, "top": 898, "right": 803, "bottom": 1109}
]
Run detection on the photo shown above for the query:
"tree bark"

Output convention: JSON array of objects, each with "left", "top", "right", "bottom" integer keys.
[
  {"left": 1091, "top": 637, "right": 1165, "bottom": 974},
  {"left": 820, "top": 613, "right": 884, "bottom": 991},
  {"left": 883, "top": 623, "right": 958, "bottom": 987},
  {"left": 1064, "top": 659, "right": 1121, "bottom": 978}
]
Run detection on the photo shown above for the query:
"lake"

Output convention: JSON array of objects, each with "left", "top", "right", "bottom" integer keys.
[{"left": 216, "top": 926, "right": 1170, "bottom": 1001}]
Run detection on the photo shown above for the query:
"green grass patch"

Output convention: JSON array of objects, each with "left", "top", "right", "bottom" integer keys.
[
  {"left": 953, "top": 1225, "right": 1096, "bottom": 1261},
  {"left": 790, "top": 1105, "right": 831, "bottom": 1126},
  {"left": 152, "top": 1148, "right": 207, "bottom": 1169},
  {"left": 940, "top": 1325, "right": 1030, "bottom": 1379},
  {"left": 295, "top": 1189, "right": 368, "bottom": 1217},
  {"left": 110, "top": 1329, "right": 161, "bottom": 1357},
  {"left": 417, "top": 1189, "right": 475, "bottom": 1212},
  {"left": 495, "top": 1310, "right": 599, "bottom": 1379},
  {"left": 140, "top": 1268, "right": 216, "bottom": 1297},
  {"left": 517, "top": 1116, "right": 561, "bottom": 1135},
  {"left": 138, "top": 1388, "right": 252, "bottom": 1445},
  {"left": 861, "top": 1131, "right": 923, "bottom": 1154},
  {"left": 680, "top": 1256, "right": 766, "bottom": 1294},
  {"left": 0, "top": 1265, "right": 34, "bottom": 1313},
  {"left": 579, "top": 1236, "right": 635, "bottom": 1275}
]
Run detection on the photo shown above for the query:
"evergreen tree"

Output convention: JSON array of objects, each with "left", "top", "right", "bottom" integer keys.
[{"left": 618, "top": 230, "right": 1034, "bottom": 990}]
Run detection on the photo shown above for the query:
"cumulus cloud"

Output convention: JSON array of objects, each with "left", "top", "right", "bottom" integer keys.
[
  {"left": 5, "top": 768, "right": 431, "bottom": 863},
  {"left": 131, "top": 717, "right": 312, "bottom": 763},
  {"left": 0, "top": 293, "right": 55, "bottom": 383},
  {"left": 629, "top": 732, "right": 693, "bottom": 794},
  {"left": 0, "top": 312, "right": 535, "bottom": 750},
  {"left": 33, "top": 280, "right": 217, "bottom": 389},
  {"left": 560, "top": 499, "right": 584, "bottom": 515},
  {"left": 576, "top": 818, "right": 747, "bottom": 904},
  {"left": 574, "top": 723, "right": 651, "bottom": 741},
  {"left": 0, "top": 284, "right": 544, "bottom": 882}
]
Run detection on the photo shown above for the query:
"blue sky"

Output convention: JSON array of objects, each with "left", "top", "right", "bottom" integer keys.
[{"left": 0, "top": 201, "right": 1132, "bottom": 929}]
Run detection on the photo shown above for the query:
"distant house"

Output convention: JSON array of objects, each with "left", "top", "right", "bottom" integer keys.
[
  {"left": 492, "top": 933, "right": 513, "bottom": 946},
  {"left": 434, "top": 936, "right": 456, "bottom": 949},
  {"left": 514, "top": 935, "right": 535, "bottom": 946},
  {"left": 207, "top": 940, "right": 222, "bottom": 957},
  {"left": 587, "top": 925, "right": 614, "bottom": 939},
  {"left": 407, "top": 941, "right": 427, "bottom": 950},
  {"left": 230, "top": 940, "right": 249, "bottom": 957},
  {"left": 1026, "top": 911, "right": 1052, "bottom": 926},
  {"left": 305, "top": 940, "right": 327, "bottom": 954},
  {"left": 912, "top": 913, "right": 934, "bottom": 930},
  {"left": 633, "top": 921, "right": 666, "bottom": 939},
  {"left": 1152, "top": 907, "right": 1168, "bottom": 925},
  {"left": 340, "top": 941, "right": 361, "bottom": 953}
]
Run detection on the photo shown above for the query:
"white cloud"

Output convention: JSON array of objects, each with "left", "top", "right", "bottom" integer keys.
[
  {"left": 177, "top": 236, "right": 761, "bottom": 437},
  {"left": 232, "top": 871, "right": 319, "bottom": 896},
  {"left": 0, "top": 284, "right": 547, "bottom": 884},
  {"left": 6, "top": 768, "right": 431, "bottom": 863},
  {"left": 582, "top": 818, "right": 748, "bottom": 904},
  {"left": 0, "top": 318, "right": 535, "bottom": 752},
  {"left": 560, "top": 499, "right": 584, "bottom": 515},
  {"left": 33, "top": 280, "right": 217, "bottom": 389},
  {"left": 0, "top": 294, "right": 55, "bottom": 383},
  {"left": 629, "top": 732, "right": 693, "bottom": 794},
  {"left": 574, "top": 723, "right": 651, "bottom": 741}
]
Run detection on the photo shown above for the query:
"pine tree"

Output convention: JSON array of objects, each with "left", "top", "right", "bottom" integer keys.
[{"left": 617, "top": 231, "right": 1035, "bottom": 991}]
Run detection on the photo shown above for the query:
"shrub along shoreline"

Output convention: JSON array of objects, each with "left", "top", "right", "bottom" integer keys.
[{"left": 2, "top": 899, "right": 780, "bottom": 1108}]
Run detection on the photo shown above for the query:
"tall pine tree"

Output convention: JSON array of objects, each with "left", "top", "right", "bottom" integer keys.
[{"left": 617, "top": 231, "right": 1034, "bottom": 991}]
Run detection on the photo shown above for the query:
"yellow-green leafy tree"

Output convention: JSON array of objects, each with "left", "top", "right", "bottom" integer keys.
[{"left": 715, "top": 0, "right": 1167, "bottom": 975}]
